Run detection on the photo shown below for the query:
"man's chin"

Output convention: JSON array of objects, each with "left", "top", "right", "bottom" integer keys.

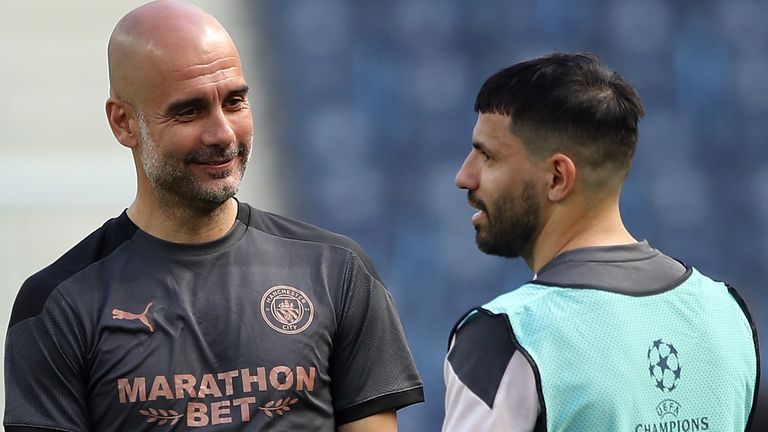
[
  {"left": 475, "top": 234, "right": 522, "bottom": 259},
  {"left": 196, "top": 174, "right": 241, "bottom": 194},
  {"left": 199, "top": 186, "right": 239, "bottom": 204},
  {"left": 184, "top": 178, "right": 241, "bottom": 208},
  {"left": 475, "top": 233, "right": 497, "bottom": 255}
]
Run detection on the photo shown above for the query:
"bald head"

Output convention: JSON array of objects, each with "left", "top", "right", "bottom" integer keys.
[{"left": 108, "top": 0, "right": 240, "bottom": 105}]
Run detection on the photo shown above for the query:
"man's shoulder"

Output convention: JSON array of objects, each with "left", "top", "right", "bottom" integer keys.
[
  {"left": 240, "top": 203, "right": 381, "bottom": 281},
  {"left": 9, "top": 212, "right": 137, "bottom": 328},
  {"left": 481, "top": 283, "right": 553, "bottom": 314},
  {"left": 446, "top": 308, "right": 527, "bottom": 407},
  {"left": 446, "top": 285, "right": 551, "bottom": 345},
  {"left": 451, "top": 308, "right": 515, "bottom": 348}
]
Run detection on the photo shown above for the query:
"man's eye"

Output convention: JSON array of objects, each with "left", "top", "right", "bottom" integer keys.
[
  {"left": 177, "top": 107, "right": 200, "bottom": 118},
  {"left": 225, "top": 97, "right": 245, "bottom": 109}
]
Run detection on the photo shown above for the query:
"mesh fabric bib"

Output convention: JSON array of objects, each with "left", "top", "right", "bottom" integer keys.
[{"left": 483, "top": 269, "right": 757, "bottom": 431}]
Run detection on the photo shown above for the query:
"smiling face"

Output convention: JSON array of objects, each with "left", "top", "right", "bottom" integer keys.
[
  {"left": 134, "top": 38, "right": 252, "bottom": 209},
  {"left": 107, "top": 1, "right": 254, "bottom": 212},
  {"left": 455, "top": 113, "right": 543, "bottom": 258}
]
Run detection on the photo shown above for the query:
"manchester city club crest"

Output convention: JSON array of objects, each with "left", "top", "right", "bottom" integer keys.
[{"left": 261, "top": 285, "right": 314, "bottom": 334}]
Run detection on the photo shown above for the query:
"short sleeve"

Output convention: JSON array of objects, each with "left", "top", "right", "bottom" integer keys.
[
  {"left": 4, "top": 287, "right": 89, "bottom": 432},
  {"left": 443, "top": 309, "right": 541, "bottom": 432},
  {"left": 329, "top": 254, "right": 424, "bottom": 424}
]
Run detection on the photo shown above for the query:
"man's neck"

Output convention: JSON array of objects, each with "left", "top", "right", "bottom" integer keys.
[
  {"left": 527, "top": 200, "right": 636, "bottom": 273},
  {"left": 127, "top": 196, "right": 239, "bottom": 244}
]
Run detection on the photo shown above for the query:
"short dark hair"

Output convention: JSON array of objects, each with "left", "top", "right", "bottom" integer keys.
[{"left": 475, "top": 52, "right": 645, "bottom": 185}]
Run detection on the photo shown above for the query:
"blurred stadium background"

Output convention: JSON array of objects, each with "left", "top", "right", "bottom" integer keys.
[{"left": 2, "top": 0, "right": 766, "bottom": 429}]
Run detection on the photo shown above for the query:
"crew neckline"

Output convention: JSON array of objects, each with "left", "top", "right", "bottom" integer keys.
[
  {"left": 532, "top": 241, "right": 691, "bottom": 296},
  {"left": 125, "top": 203, "right": 251, "bottom": 257}
]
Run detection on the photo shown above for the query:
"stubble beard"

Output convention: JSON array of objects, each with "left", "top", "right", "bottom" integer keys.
[
  {"left": 474, "top": 179, "right": 541, "bottom": 258},
  {"left": 137, "top": 112, "right": 250, "bottom": 212}
]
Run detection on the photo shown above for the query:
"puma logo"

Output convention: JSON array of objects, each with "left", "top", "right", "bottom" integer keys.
[{"left": 112, "top": 302, "right": 154, "bottom": 333}]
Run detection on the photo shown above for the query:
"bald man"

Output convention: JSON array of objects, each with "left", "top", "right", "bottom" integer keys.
[{"left": 4, "top": 1, "right": 423, "bottom": 431}]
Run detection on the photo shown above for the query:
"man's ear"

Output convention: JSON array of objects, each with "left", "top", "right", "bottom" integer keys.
[
  {"left": 106, "top": 97, "right": 139, "bottom": 149},
  {"left": 545, "top": 153, "right": 577, "bottom": 202}
]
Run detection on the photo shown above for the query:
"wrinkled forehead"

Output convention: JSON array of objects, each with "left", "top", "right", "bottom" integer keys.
[
  {"left": 120, "top": 23, "right": 245, "bottom": 109},
  {"left": 109, "top": 1, "right": 245, "bottom": 103},
  {"left": 146, "top": 49, "right": 246, "bottom": 112}
]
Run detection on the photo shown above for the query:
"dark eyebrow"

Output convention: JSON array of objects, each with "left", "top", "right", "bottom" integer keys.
[
  {"left": 472, "top": 141, "right": 490, "bottom": 154},
  {"left": 227, "top": 85, "right": 249, "bottom": 98}
]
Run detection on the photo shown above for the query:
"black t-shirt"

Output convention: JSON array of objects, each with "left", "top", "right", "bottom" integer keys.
[{"left": 5, "top": 202, "right": 424, "bottom": 431}]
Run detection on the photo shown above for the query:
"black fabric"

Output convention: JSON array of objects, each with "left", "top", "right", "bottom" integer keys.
[
  {"left": 5, "top": 288, "right": 89, "bottom": 431},
  {"left": 8, "top": 212, "right": 137, "bottom": 328},
  {"left": 726, "top": 284, "right": 761, "bottom": 431},
  {"left": 245, "top": 203, "right": 382, "bottom": 282},
  {"left": 446, "top": 308, "right": 476, "bottom": 351},
  {"left": 329, "top": 254, "right": 423, "bottom": 423},
  {"left": 447, "top": 309, "right": 516, "bottom": 408},
  {"left": 5, "top": 202, "right": 423, "bottom": 431},
  {"left": 5, "top": 427, "right": 65, "bottom": 432},
  {"left": 335, "top": 386, "right": 425, "bottom": 425}
]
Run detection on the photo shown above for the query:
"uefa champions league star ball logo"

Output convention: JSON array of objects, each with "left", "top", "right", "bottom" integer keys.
[{"left": 647, "top": 339, "right": 682, "bottom": 392}]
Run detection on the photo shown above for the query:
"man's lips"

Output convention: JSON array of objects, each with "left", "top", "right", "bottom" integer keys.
[
  {"left": 186, "top": 146, "right": 242, "bottom": 167},
  {"left": 191, "top": 158, "right": 235, "bottom": 170},
  {"left": 471, "top": 209, "right": 486, "bottom": 224},
  {"left": 467, "top": 196, "right": 487, "bottom": 224}
]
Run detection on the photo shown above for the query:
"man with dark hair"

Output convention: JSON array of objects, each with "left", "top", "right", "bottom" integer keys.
[
  {"left": 4, "top": 1, "right": 423, "bottom": 431},
  {"left": 443, "top": 52, "right": 758, "bottom": 431}
]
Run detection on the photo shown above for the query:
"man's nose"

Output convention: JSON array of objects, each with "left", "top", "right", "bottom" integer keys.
[
  {"left": 202, "top": 107, "right": 236, "bottom": 146},
  {"left": 455, "top": 153, "right": 478, "bottom": 190}
]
